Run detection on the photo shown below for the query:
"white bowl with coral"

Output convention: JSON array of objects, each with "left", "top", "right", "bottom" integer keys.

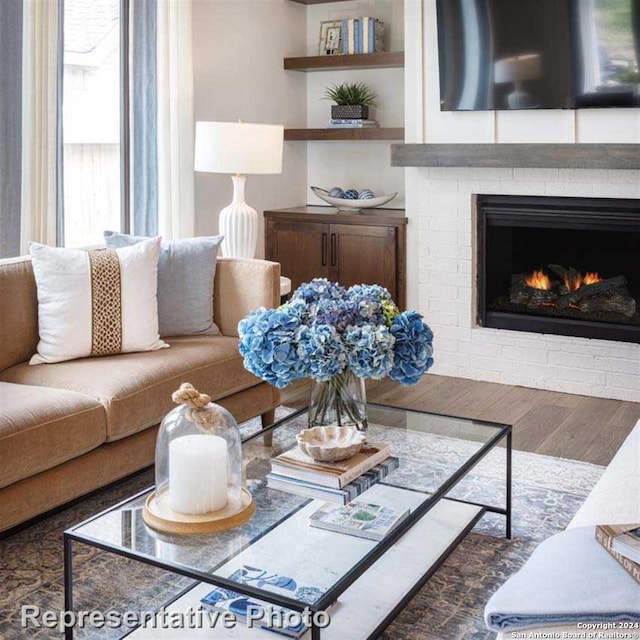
[{"left": 296, "top": 425, "right": 366, "bottom": 462}]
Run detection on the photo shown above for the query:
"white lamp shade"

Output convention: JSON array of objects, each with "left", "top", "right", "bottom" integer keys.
[
  {"left": 194, "top": 121, "right": 284, "bottom": 175},
  {"left": 494, "top": 54, "right": 542, "bottom": 84}
]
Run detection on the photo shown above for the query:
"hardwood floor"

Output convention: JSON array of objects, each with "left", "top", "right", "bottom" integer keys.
[{"left": 281, "top": 375, "right": 640, "bottom": 466}]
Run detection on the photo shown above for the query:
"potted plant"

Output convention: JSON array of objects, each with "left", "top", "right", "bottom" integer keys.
[{"left": 323, "top": 82, "right": 378, "bottom": 120}]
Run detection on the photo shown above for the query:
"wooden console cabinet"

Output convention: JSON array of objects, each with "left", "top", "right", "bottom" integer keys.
[{"left": 264, "top": 206, "right": 407, "bottom": 309}]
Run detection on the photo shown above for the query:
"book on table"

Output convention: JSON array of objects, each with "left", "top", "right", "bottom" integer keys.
[
  {"left": 271, "top": 442, "right": 391, "bottom": 489},
  {"left": 595, "top": 524, "right": 640, "bottom": 584},
  {"left": 309, "top": 501, "right": 410, "bottom": 541},
  {"left": 200, "top": 565, "right": 325, "bottom": 638},
  {"left": 266, "top": 456, "right": 400, "bottom": 504}
]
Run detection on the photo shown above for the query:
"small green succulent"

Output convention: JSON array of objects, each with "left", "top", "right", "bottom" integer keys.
[{"left": 323, "top": 82, "right": 378, "bottom": 107}]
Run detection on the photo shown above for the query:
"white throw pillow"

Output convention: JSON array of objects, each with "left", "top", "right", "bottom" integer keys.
[{"left": 29, "top": 239, "right": 168, "bottom": 365}]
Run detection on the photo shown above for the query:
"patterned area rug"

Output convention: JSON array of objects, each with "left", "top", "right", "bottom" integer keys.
[{"left": 0, "top": 410, "right": 604, "bottom": 640}]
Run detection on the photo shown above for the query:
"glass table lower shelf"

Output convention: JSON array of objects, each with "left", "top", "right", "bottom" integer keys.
[{"left": 64, "top": 403, "right": 512, "bottom": 639}]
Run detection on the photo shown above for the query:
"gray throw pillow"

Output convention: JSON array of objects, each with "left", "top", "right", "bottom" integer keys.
[{"left": 104, "top": 231, "right": 224, "bottom": 337}]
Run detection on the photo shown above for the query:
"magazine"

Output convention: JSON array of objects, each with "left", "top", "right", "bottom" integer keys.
[
  {"left": 200, "top": 565, "right": 325, "bottom": 638},
  {"left": 607, "top": 525, "right": 640, "bottom": 564},
  {"left": 309, "top": 501, "right": 410, "bottom": 541}
]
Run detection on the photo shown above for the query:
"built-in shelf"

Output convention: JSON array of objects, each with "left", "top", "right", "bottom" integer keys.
[
  {"left": 284, "top": 51, "right": 404, "bottom": 72},
  {"left": 391, "top": 143, "right": 640, "bottom": 169},
  {"left": 285, "top": 127, "right": 405, "bottom": 141}
]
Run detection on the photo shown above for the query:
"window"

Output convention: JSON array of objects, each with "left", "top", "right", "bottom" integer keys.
[{"left": 62, "top": 0, "right": 126, "bottom": 248}]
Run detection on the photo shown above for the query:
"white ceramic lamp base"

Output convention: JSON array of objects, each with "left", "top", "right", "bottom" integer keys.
[{"left": 219, "top": 174, "right": 258, "bottom": 259}]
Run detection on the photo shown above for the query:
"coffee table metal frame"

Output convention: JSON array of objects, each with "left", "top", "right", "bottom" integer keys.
[{"left": 63, "top": 404, "right": 512, "bottom": 640}]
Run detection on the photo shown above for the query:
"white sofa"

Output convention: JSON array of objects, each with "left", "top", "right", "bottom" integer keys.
[{"left": 494, "top": 419, "right": 640, "bottom": 639}]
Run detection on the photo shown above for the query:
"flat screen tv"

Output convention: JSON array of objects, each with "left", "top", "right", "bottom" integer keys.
[{"left": 436, "top": 0, "right": 640, "bottom": 110}]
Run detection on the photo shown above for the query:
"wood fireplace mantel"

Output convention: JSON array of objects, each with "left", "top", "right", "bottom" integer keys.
[{"left": 390, "top": 143, "right": 640, "bottom": 170}]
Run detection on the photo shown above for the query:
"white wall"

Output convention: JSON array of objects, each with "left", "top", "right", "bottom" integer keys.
[
  {"left": 192, "top": 0, "right": 308, "bottom": 257},
  {"left": 402, "top": 0, "right": 640, "bottom": 402},
  {"left": 415, "top": 0, "right": 640, "bottom": 144},
  {"left": 305, "top": 0, "right": 406, "bottom": 208}
]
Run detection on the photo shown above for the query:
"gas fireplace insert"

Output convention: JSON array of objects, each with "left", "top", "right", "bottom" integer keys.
[{"left": 476, "top": 194, "right": 640, "bottom": 343}]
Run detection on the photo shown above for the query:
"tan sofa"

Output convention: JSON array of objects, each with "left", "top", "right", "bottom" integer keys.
[{"left": 0, "top": 255, "right": 281, "bottom": 534}]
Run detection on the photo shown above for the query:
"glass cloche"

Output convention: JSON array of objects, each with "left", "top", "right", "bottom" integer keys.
[{"left": 154, "top": 383, "right": 243, "bottom": 517}]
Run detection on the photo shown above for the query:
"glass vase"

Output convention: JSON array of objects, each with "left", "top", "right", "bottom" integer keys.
[{"left": 308, "top": 368, "right": 367, "bottom": 431}]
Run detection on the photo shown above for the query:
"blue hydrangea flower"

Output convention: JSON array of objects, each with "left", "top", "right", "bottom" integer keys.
[
  {"left": 312, "top": 297, "right": 356, "bottom": 332},
  {"left": 343, "top": 325, "right": 395, "bottom": 379},
  {"left": 347, "top": 283, "right": 394, "bottom": 327},
  {"left": 389, "top": 311, "right": 434, "bottom": 385},
  {"left": 238, "top": 306, "right": 307, "bottom": 388},
  {"left": 238, "top": 279, "right": 435, "bottom": 389},
  {"left": 292, "top": 278, "right": 347, "bottom": 306},
  {"left": 296, "top": 324, "right": 346, "bottom": 381}
]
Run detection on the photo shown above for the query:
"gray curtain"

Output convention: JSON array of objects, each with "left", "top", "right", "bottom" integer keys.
[
  {"left": 132, "top": 0, "right": 158, "bottom": 236},
  {"left": 0, "top": 0, "right": 23, "bottom": 258}
]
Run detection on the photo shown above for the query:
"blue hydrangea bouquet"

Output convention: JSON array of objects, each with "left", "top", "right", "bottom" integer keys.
[{"left": 238, "top": 279, "right": 434, "bottom": 431}]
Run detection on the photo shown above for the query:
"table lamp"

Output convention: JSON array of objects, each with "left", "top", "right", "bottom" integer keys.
[
  {"left": 194, "top": 121, "right": 284, "bottom": 258},
  {"left": 494, "top": 54, "right": 542, "bottom": 109}
]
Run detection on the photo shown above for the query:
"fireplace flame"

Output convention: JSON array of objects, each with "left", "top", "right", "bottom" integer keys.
[
  {"left": 563, "top": 271, "right": 602, "bottom": 291},
  {"left": 525, "top": 270, "right": 551, "bottom": 290}
]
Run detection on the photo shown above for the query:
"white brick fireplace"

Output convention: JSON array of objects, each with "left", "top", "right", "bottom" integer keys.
[{"left": 412, "top": 167, "right": 640, "bottom": 402}]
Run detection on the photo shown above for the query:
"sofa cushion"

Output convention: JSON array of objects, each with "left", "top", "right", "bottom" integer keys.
[
  {"left": 104, "top": 232, "right": 224, "bottom": 337},
  {"left": 0, "top": 336, "right": 260, "bottom": 442},
  {"left": 0, "top": 257, "right": 39, "bottom": 372},
  {"left": 0, "top": 382, "right": 107, "bottom": 488},
  {"left": 29, "top": 240, "right": 168, "bottom": 364}
]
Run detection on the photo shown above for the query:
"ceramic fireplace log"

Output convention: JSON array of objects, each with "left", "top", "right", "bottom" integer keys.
[
  {"left": 577, "top": 294, "right": 636, "bottom": 318},
  {"left": 557, "top": 275, "right": 628, "bottom": 308}
]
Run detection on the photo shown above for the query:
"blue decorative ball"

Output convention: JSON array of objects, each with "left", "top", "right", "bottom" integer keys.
[
  {"left": 359, "top": 189, "right": 375, "bottom": 199},
  {"left": 344, "top": 189, "right": 360, "bottom": 200},
  {"left": 329, "top": 187, "right": 345, "bottom": 198}
]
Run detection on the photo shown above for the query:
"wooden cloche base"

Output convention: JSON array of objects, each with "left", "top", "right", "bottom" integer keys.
[{"left": 142, "top": 487, "right": 255, "bottom": 535}]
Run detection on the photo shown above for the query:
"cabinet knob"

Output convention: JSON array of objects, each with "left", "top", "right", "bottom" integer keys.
[
  {"left": 330, "top": 233, "right": 337, "bottom": 266},
  {"left": 322, "top": 233, "right": 328, "bottom": 266}
]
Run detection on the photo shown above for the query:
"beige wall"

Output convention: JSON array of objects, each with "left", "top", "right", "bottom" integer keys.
[{"left": 192, "top": 0, "right": 308, "bottom": 257}]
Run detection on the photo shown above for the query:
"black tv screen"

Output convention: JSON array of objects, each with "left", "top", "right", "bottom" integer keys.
[{"left": 437, "top": 0, "right": 640, "bottom": 110}]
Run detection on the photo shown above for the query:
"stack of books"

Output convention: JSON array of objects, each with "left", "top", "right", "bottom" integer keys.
[
  {"left": 595, "top": 523, "right": 640, "bottom": 583},
  {"left": 341, "top": 17, "right": 384, "bottom": 55},
  {"left": 328, "top": 119, "right": 378, "bottom": 129},
  {"left": 266, "top": 442, "right": 398, "bottom": 505}
]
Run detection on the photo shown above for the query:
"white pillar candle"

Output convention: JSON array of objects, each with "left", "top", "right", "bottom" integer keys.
[{"left": 168, "top": 434, "right": 228, "bottom": 515}]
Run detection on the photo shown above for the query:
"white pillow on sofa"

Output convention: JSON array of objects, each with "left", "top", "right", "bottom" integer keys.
[{"left": 29, "top": 239, "right": 168, "bottom": 365}]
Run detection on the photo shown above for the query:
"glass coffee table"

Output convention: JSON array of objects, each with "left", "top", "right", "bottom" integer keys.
[{"left": 64, "top": 403, "right": 511, "bottom": 639}]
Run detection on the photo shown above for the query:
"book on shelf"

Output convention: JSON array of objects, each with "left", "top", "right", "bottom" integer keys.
[
  {"left": 309, "top": 501, "right": 410, "bottom": 541},
  {"left": 362, "top": 17, "right": 384, "bottom": 53},
  {"left": 595, "top": 524, "right": 640, "bottom": 584},
  {"left": 330, "top": 119, "right": 377, "bottom": 125},
  {"left": 340, "top": 16, "right": 384, "bottom": 55},
  {"left": 271, "top": 442, "right": 391, "bottom": 489},
  {"left": 346, "top": 18, "right": 356, "bottom": 54},
  {"left": 200, "top": 565, "right": 325, "bottom": 638},
  {"left": 342, "top": 19, "right": 349, "bottom": 55},
  {"left": 267, "top": 456, "right": 400, "bottom": 504},
  {"left": 327, "top": 121, "right": 378, "bottom": 129}
]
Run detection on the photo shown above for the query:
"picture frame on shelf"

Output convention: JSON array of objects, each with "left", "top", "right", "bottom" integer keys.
[{"left": 318, "top": 20, "right": 342, "bottom": 56}]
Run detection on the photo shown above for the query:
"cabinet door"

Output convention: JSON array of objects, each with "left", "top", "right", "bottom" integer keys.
[
  {"left": 265, "top": 220, "right": 329, "bottom": 292},
  {"left": 329, "top": 224, "right": 397, "bottom": 298}
]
